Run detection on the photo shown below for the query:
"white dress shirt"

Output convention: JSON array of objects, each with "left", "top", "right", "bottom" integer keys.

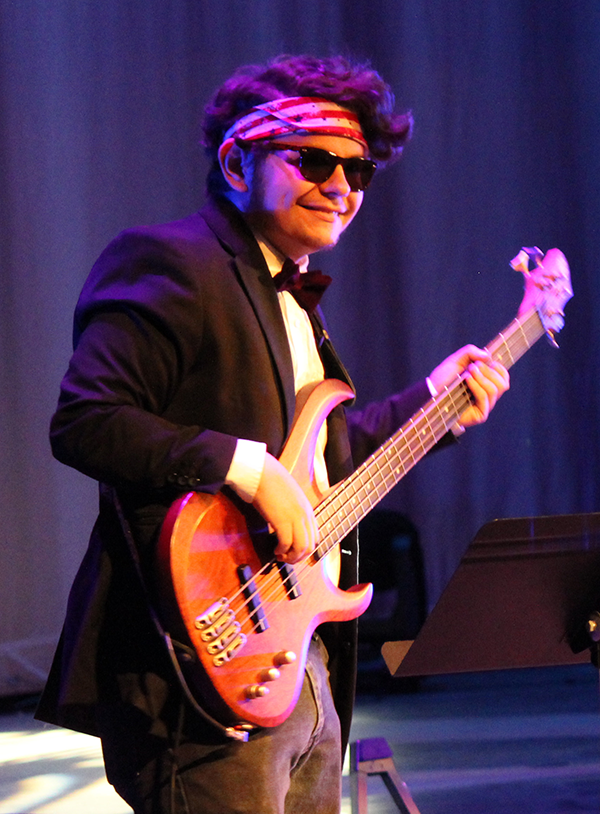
[{"left": 225, "top": 237, "right": 329, "bottom": 501}]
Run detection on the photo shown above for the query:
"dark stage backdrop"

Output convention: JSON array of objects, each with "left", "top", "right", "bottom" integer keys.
[{"left": 1, "top": 0, "right": 599, "bottom": 695}]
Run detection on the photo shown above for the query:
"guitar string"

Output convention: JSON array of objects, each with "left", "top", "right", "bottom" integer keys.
[
  {"left": 313, "top": 308, "right": 542, "bottom": 553},
  {"left": 219, "top": 308, "right": 543, "bottom": 637},
  {"left": 228, "top": 310, "right": 541, "bottom": 643},
  {"left": 294, "top": 309, "right": 540, "bottom": 565},
  {"left": 232, "top": 380, "right": 474, "bottom": 635},
  {"left": 217, "top": 379, "right": 472, "bottom": 637},
  {"left": 222, "top": 308, "right": 542, "bottom": 636}
]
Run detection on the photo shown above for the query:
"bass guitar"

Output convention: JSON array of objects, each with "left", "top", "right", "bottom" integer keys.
[{"left": 156, "top": 247, "right": 572, "bottom": 730}]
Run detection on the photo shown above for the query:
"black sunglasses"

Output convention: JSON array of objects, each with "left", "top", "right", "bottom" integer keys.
[{"left": 261, "top": 142, "right": 377, "bottom": 192}]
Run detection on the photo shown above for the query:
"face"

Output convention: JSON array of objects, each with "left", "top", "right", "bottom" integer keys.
[{"left": 238, "top": 134, "right": 366, "bottom": 261}]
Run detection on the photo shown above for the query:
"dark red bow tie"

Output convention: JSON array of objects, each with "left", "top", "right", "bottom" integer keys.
[{"left": 272, "top": 258, "right": 332, "bottom": 314}]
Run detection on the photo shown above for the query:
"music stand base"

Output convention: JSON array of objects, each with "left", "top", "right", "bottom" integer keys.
[{"left": 349, "top": 737, "right": 421, "bottom": 814}]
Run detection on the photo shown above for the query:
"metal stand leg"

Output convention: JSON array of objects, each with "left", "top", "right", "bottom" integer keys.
[{"left": 349, "top": 737, "right": 422, "bottom": 814}]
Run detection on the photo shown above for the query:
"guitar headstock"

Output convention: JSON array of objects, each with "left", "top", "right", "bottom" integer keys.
[{"left": 511, "top": 246, "right": 573, "bottom": 346}]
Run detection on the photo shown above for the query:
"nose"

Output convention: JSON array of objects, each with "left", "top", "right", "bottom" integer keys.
[{"left": 320, "top": 162, "right": 351, "bottom": 196}]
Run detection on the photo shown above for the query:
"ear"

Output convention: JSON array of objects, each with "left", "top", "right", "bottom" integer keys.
[{"left": 218, "top": 138, "right": 249, "bottom": 192}]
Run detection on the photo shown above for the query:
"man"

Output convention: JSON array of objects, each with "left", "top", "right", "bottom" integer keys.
[{"left": 37, "top": 55, "right": 509, "bottom": 813}]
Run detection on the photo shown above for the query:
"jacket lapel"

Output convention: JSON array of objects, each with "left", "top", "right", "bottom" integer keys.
[{"left": 201, "top": 198, "right": 297, "bottom": 437}]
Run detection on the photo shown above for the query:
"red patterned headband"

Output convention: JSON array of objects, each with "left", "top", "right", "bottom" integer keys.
[{"left": 223, "top": 96, "right": 367, "bottom": 148}]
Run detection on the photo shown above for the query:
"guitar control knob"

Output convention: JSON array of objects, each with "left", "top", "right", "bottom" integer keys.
[
  {"left": 274, "top": 651, "right": 297, "bottom": 666},
  {"left": 260, "top": 667, "right": 281, "bottom": 682},
  {"left": 246, "top": 684, "right": 270, "bottom": 699}
]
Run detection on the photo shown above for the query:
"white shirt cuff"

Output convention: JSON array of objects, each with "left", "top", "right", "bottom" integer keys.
[{"left": 225, "top": 438, "right": 267, "bottom": 503}]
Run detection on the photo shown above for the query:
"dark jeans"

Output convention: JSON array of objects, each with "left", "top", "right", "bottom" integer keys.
[{"left": 101, "top": 638, "right": 343, "bottom": 813}]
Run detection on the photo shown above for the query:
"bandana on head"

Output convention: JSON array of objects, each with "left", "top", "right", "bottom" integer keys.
[{"left": 223, "top": 96, "right": 367, "bottom": 148}]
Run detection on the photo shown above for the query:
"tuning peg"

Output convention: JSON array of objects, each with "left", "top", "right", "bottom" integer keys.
[{"left": 511, "top": 246, "right": 543, "bottom": 274}]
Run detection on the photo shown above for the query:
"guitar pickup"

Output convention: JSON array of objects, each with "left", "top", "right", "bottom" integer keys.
[
  {"left": 277, "top": 562, "right": 302, "bottom": 599},
  {"left": 237, "top": 565, "right": 269, "bottom": 632}
]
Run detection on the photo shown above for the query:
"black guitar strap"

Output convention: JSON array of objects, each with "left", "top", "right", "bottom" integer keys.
[{"left": 309, "top": 309, "right": 356, "bottom": 399}]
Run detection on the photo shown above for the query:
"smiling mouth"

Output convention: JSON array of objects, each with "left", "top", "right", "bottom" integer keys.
[{"left": 301, "top": 205, "right": 345, "bottom": 219}]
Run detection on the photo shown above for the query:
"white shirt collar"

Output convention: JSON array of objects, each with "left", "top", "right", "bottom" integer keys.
[{"left": 254, "top": 234, "right": 309, "bottom": 277}]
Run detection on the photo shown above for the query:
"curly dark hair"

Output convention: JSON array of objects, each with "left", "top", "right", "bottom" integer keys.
[{"left": 202, "top": 54, "right": 413, "bottom": 195}]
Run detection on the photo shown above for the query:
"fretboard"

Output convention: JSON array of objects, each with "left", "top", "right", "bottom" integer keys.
[{"left": 313, "top": 306, "right": 545, "bottom": 557}]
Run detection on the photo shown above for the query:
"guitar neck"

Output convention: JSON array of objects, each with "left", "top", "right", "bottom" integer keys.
[{"left": 314, "top": 306, "right": 545, "bottom": 555}]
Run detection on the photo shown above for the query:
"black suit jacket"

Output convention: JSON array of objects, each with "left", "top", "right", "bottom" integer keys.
[{"left": 37, "top": 196, "right": 432, "bottom": 750}]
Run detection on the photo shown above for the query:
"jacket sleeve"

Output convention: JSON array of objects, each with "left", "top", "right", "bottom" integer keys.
[{"left": 50, "top": 230, "right": 237, "bottom": 495}]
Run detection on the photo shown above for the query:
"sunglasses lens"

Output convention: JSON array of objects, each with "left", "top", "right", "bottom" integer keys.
[
  {"left": 344, "top": 158, "right": 376, "bottom": 191},
  {"left": 298, "top": 150, "right": 338, "bottom": 185}
]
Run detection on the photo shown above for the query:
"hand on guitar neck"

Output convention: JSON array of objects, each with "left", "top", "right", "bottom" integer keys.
[
  {"left": 252, "top": 345, "right": 510, "bottom": 566},
  {"left": 429, "top": 345, "right": 510, "bottom": 430}
]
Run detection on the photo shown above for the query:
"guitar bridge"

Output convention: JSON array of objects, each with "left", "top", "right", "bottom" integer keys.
[
  {"left": 212, "top": 633, "right": 247, "bottom": 667},
  {"left": 199, "top": 609, "right": 236, "bottom": 641},
  {"left": 195, "top": 598, "right": 229, "bottom": 630},
  {"left": 194, "top": 598, "right": 247, "bottom": 666}
]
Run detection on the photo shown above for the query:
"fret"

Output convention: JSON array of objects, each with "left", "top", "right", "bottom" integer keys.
[
  {"left": 498, "top": 330, "right": 513, "bottom": 366},
  {"left": 421, "top": 407, "right": 437, "bottom": 438},
  {"left": 378, "top": 446, "right": 396, "bottom": 487}
]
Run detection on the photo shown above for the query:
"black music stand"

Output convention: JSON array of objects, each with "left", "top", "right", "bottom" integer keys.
[{"left": 382, "top": 512, "right": 600, "bottom": 680}]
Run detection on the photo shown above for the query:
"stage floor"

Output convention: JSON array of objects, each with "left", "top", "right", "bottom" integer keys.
[{"left": 1, "top": 663, "right": 598, "bottom": 813}]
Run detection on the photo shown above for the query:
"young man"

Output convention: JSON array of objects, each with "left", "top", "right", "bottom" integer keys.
[{"left": 37, "top": 55, "right": 509, "bottom": 813}]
